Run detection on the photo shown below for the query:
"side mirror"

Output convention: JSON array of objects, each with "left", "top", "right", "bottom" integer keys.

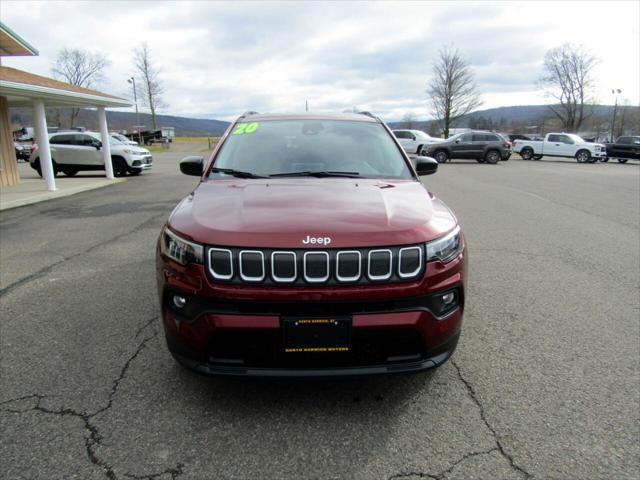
[
  {"left": 414, "top": 156, "right": 438, "bottom": 176},
  {"left": 180, "top": 156, "right": 204, "bottom": 176},
  {"left": 454, "top": 139, "right": 461, "bottom": 144},
  {"left": 94, "top": 141, "right": 102, "bottom": 150}
]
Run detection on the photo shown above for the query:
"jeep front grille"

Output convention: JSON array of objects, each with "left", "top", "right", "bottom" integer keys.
[{"left": 206, "top": 245, "right": 424, "bottom": 286}]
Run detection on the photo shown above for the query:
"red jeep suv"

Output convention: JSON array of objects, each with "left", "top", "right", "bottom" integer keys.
[{"left": 156, "top": 112, "right": 467, "bottom": 376}]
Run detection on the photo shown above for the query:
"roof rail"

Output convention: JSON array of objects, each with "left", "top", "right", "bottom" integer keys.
[
  {"left": 357, "top": 111, "right": 377, "bottom": 119},
  {"left": 240, "top": 111, "right": 259, "bottom": 117}
]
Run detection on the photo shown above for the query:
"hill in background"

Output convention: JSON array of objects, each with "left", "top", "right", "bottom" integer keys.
[
  {"left": 8, "top": 108, "right": 231, "bottom": 137},
  {"left": 387, "top": 104, "right": 639, "bottom": 136},
  {"left": 9, "top": 104, "right": 638, "bottom": 137}
]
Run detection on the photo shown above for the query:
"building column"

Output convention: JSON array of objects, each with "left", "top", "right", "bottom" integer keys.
[
  {"left": 97, "top": 106, "right": 114, "bottom": 179},
  {"left": 32, "top": 100, "right": 56, "bottom": 191}
]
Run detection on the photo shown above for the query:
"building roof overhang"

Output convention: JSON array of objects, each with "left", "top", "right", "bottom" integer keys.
[{"left": 0, "top": 66, "right": 130, "bottom": 108}]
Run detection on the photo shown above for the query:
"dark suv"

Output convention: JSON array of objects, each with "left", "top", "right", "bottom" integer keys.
[
  {"left": 421, "top": 131, "right": 511, "bottom": 163},
  {"left": 156, "top": 112, "right": 467, "bottom": 377},
  {"left": 604, "top": 136, "right": 640, "bottom": 163}
]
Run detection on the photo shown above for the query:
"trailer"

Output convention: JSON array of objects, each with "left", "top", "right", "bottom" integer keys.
[{"left": 125, "top": 127, "right": 174, "bottom": 146}]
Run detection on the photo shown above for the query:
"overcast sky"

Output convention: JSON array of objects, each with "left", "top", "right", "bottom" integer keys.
[{"left": 2, "top": 1, "right": 639, "bottom": 121}]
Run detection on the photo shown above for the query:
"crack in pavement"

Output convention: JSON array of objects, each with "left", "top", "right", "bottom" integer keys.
[
  {"left": 450, "top": 360, "right": 532, "bottom": 479},
  {"left": 388, "top": 448, "right": 499, "bottom": 480},
  {"left": 0, "top": 316, "right": 174, "bottom": 480},
  {"left": 0, "top": 212, "right": 166, "bottom": 297},
  {"left": 123, "top": 463, "right": 184, "bottom": 480}
]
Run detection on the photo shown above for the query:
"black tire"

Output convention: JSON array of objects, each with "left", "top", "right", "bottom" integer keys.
[
  {"left": 599, "top": 157, "right": 609, "bottom": 162},
  {"left": 128, "top": 169, "right": 142, "bottom": 176},
  {"left": 618, "top": 158, "right": 629, "bottom": 163},
  {"left": 484, "top": 149, "right": 500, "bottom": 164},
  {"left": 33, "top": 158, "right": 58, "bottom": 178},
  {"left": 520, "top": 148, "right": 534, "bottom": 160},
  {"left": 62, "top": 168, "right": 78, "bottom": 176},
  {"left": 501, "top": 154, "right": 511, "bottom": 161},
  {"left": 533, "top": 155, "right": 543, "bottom": 160},
  {"left": 575, "top": 150, "right": 591, "bottom": 163},
  {"left": 112, "top": 157, "right": 128, "bottom": 177},
  {"left": 434, "top": 150, "right": 449, "bottom": 163}
]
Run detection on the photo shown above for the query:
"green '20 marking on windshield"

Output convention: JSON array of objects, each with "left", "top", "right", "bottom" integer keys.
[{"left": 233, "top": 122, "right": 259, "bottom": 135}]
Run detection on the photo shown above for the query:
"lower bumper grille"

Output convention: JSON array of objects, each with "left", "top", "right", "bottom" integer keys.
[{"left": 207, "top": 328, "right": 425, "bottom": 368}]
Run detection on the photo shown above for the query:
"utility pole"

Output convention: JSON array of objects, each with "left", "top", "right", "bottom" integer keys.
[
  {"left": 128, "top": 76, "right": 140, "bottom": 139},
  {"left": 610, "top": 88, "right": 621, "bottom": 142},
  {"left": 305, "top": 100, "right": 308, "bottom": 112}
]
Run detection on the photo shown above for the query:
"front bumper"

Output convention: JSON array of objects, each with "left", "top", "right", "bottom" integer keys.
[
  {"left": 130, "top": 155, "right": 153, "bottom": 170},
  {"left": 157, "top": 245, "right": 467, "bottom": 377}
]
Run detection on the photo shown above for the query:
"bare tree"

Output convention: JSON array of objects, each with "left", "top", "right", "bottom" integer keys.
[
  {"left": 134, "top": 43, "right": 165, "bottom": 130},
  {"left": 402, "top": 112, "right": 417, "bottom": 129},
  {"left": 427, "top": 46, "right": 482, "bottom": 139},
  {"left": 51, "top": 48, "right": 109, "bottom": 127},
  {"left": 539, "top": 43, "right": 598, "bottom": 132}
]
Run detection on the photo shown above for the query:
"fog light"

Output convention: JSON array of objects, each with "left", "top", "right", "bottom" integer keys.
[
  {"left": 173, "top": 295, "right": 186, "bottom": 308},
  {"left": 442, "top": 292, "right": 455, "bottom": 305}
]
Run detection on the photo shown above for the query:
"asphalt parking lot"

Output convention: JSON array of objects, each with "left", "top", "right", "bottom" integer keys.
[{"left": 1, "top": 146, "right": 638, "bottom": 480}]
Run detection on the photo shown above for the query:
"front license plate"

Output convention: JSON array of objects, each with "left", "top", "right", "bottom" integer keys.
[{"left": 281, "top": 316, "right": 352, "bottom": 353}]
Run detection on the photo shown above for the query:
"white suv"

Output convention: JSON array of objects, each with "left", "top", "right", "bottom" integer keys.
[
  {"left": 392, "top": 129, "right": 442, "bottom": 154},
  {"left": 30, "top": 131, "right": 153, "bottom": 177}
]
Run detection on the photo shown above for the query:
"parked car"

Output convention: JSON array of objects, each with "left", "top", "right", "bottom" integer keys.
[
  {"left": 513, "top": 133, "right": 606, "bottom": 163},
  {"left": 421, "top": 131, "right": 511, "bottom": 164},
  {"left": 14, "top": 142, "right": 30, "bottom": 162},
  {"left": 603, "top": 136, "right": 640, "bottom": 163},
  {"left": 111, "top": 132, "right": 139, "bottom": 146},
  {"left": 29, "top": 131, "right": 153, "bottom": 177},
  {"left": 157, "top": 112, "right": 467, "bottom": 377},
  {"left": 392, "top": 129, "right": 442, "bottom": 154}
]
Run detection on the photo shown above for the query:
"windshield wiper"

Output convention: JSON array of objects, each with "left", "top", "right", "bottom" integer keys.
[
  {"left": 269, "top": 171, "right": 360, "bottom": 178},
  {"left": 210, "top": 167, "right": 267, "bottom": 179}
]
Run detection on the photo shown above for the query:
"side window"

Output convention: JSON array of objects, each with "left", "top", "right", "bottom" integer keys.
[
  {"left": 488, "top": 134, "right": 501, "bottom": 142},
  {"left": 75, "top": 135, "right": 92, "bottom": 146},
  {"left": 459, "top": 133, "right": 473, "bottom": 142},
  {"left": 548, "top": 134, "right": 560, "bottom": 142},
  {"left": 50, "top": 134, "right": 73, "bottom": 145},
  {"left": 472, "top": 134, "right": 484, "bottom": 142},
  {"left": 394, "top": 131, "right": 407, "bottom": 139},
  {"left": 559, "top": 135, "right": 573, "bottom": 144},
  {"left": 617, "top": 137, "right": 630, "bottom": 144}
]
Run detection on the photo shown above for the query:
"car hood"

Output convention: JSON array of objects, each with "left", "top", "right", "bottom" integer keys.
[{"left": 168, "top": 179, "right": 457, "bottom": 248}]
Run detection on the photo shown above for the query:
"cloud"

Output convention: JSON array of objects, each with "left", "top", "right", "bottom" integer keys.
[{"left": 2, "top": 1, "right": 638, "bottom": 122}]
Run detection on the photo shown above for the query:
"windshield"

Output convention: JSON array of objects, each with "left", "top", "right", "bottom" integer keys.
[{"left": 211, "top": 120, "right": 413, "bottom": 179}]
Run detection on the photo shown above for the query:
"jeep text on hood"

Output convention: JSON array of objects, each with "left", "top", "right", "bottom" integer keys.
[{"left": 156, "top": 112, "right": 467, "bottom": 377}]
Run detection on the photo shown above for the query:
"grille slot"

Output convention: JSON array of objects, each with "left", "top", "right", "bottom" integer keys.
[
  {"left": 303, "top": 251, "right": 330, "bottom": 282},
  {"left": 336, "top": 250, "right": 361, "bottom": 282},
  {"left": 398, "top": 246, "right": 422, "bottom": 278},
  {"left": 205, "top": 244, "right": 425, "bottom": 286},
  {"left": 209, "top": 248, "right": 233, "bottom": 280},
  {"left": 368, "top": 249, "right": 392, "bottom": 281},
  {"left": 239, "top": 250, "right": 265, "bottom": 282},
  {"left": 271, "top": 251, "right": 297, "bottom": 283}
]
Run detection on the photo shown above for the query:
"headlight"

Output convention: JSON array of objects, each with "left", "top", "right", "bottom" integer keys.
[
  {"left": 160, "top": 227, "right": 203, "bottom": 266},
  {"left": 426, "top": 226, "right": 463, "bottom": 263}
]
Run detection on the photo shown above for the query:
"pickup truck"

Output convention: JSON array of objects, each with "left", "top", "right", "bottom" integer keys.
[{"left": 513, "top": 133, "right": 607, "bottom": 163}]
